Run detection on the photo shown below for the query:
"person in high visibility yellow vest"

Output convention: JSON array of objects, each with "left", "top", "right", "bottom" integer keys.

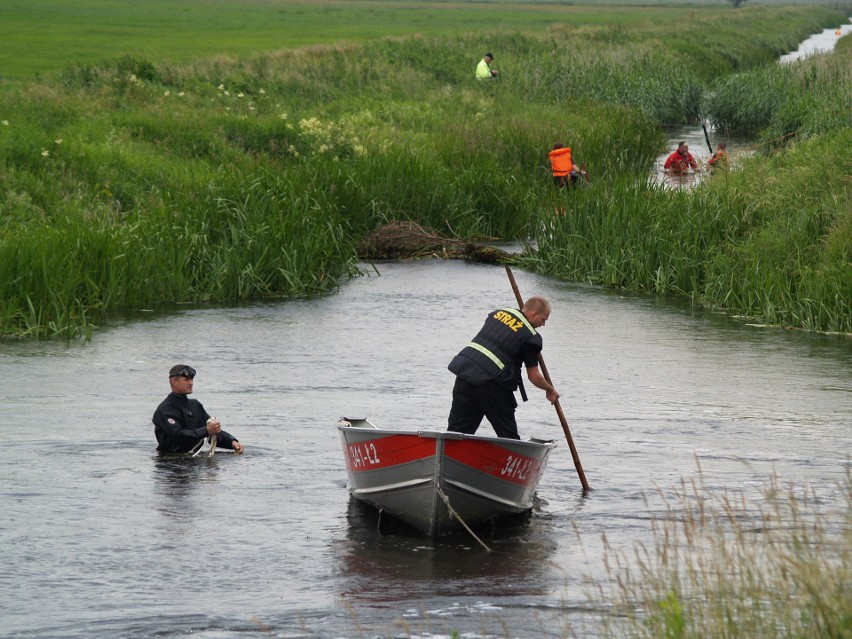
[
  {"left": 447, "top": 296, "right": 559, "bottom": 439},
  {"left": 476, "top": 53, "right": 498, "bottom": 80}
]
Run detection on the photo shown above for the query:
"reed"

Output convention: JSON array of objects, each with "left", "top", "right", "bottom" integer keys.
[
  {"left": 529, "top": 125, "right": 851, "bottom": 334},
  {"left": 0, "top": 5, "right": 847, "bottom": 338},
  {"left": 529, "top": 37, "right": 850, "bottom": 334},
  {"left": 705, "top": 48, "right": 852, "bottom": 140},
  {"left": 529, "top": 177, "right": 740, "bottom": 296},
  {"left": 587, "top": 470, "right": 852, "bottom": 639},
  {"left": 700, "top": 131, "right": 852, "bottom": 333}
]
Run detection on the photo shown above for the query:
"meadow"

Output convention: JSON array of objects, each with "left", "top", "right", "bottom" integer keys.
[
  {"left": 0, "top": 2, "right": 849, "bottom": 338},
  {"left": 1, "top": 0, "right": 736, "bottom": 80}
]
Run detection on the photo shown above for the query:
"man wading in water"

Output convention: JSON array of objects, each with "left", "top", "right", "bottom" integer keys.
[
  {"left": 663, "top": 141, "right": 700, "bottom": 175},
  {"left": 153, "top": 364, "right": 244, "bottom": 455}
]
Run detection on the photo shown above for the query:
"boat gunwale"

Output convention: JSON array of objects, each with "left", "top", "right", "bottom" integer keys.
[{"left": 338, "top": 423, "right": 557, "bottom": 453}]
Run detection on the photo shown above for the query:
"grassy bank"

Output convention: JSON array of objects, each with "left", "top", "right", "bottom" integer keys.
[
  {"left": 529, "top": 41, "right": 851, "bottom": 333},
  {"left": 586, "top": 471, "right": 852, "bottom": 639},
  {"left": 0, "top": 4, "right": 848, "bottom": 337}
]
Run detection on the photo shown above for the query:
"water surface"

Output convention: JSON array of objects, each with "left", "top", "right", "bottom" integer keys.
[{"left": 1, "top": 260, "right": 850, "bottom": 638}]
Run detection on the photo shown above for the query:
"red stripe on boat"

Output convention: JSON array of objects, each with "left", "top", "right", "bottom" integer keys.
[
  {"left": 343, "top": 435, "right": 436, "bottom": 472},
  {"left": 444, "top": 440, "right": 542, "bottom": 486}
]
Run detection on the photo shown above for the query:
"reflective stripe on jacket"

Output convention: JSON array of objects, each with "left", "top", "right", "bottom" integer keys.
[{"left": 448, "top": 308, "right": 540, "bottom": 390}]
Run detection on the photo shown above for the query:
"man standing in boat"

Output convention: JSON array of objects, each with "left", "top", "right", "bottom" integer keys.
[
  {"left": 447, "top": 296, "right": 559, "bottom": 439},
  {"left": 153, "top": 364, "right": 244, "bottom": 455}
]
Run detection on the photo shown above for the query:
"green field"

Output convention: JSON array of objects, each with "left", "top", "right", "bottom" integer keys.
[
  {"left": 0, "top": 2, "right": 850, "bottom": 338},
  {"left": 3, "top": 0, "right": 759, "bottom": 79}
]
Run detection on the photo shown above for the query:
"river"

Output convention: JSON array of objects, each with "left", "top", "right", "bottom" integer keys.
[
  {"left": 3, "top": 25, "right": 852, "bottom": 639},
  {"left": 1, "top": 258, "right": 850, "bottom": 639},
  {"left": 653, "top": 18, "right": 852, "bottom": 189}
]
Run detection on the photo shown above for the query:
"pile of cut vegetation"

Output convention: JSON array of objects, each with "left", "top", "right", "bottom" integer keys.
[{"left": 356, "top": 221, "right": 511, "bottom": 264}]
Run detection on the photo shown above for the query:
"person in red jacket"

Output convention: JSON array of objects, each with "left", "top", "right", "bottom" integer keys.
[{"left": 663, "top": 141, "right": 700, "bottom": 175}]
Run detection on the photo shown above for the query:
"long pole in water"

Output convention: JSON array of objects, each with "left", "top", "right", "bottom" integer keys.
[
  {"left": 702, "top": 122, "right": 714, "bottom": 155},
  {"left": 506, "top": 266, "right": 590, "bottom": 492}
]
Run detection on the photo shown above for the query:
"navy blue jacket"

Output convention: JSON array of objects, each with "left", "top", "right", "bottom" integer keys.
[{"left": 448, "top": 308, "right": 542, "bottom": 391}]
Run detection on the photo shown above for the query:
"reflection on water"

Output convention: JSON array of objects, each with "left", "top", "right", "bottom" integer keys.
[
  {"left": 152, "top": 456, "right": 221, "bottom": 512},
  {"left": 334, "top": 496, "right": 566, "bottom": 636},
  {"left": 337, "top": 497, "right": 555, "bottom": 602}
]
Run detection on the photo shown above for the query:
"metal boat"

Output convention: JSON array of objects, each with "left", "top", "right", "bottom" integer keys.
[{"left": 338, "top": 417, "right": 556, "bottom": 537}]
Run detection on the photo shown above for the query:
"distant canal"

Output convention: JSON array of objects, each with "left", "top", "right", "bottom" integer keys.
[
  {"left": 653, "top": 19, "right": 852, "bottom": 189},
  {"left": 2, "top": 259, "right": 850, "bottom": 638}
]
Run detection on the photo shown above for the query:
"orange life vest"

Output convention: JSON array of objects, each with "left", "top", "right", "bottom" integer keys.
[{"left": 548, "top": 147, "right": 574, "bottom": 176}]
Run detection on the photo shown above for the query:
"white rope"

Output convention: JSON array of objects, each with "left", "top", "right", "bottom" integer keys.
[
  {"left": 188, "top": 439, "right": 204, "bottom": 456},
  {"left": 436, "top": 486, "right": 492, "bottom": 552},
  {"left": 191, "top": 434, "right": 217, "bottom": 457}
]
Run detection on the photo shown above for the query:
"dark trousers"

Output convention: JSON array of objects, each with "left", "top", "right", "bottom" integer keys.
[
  {"left": 447, "top": 377, "right": 520, "bottom": 440},
  {"left": 553, "top": 173, "right": 580, "bottom": 189}
]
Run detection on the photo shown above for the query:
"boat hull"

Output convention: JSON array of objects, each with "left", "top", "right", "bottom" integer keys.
[{"left": 339, "top": 418, "right": 556, "bottom": 536}]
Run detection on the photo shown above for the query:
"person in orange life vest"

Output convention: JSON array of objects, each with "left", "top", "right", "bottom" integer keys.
[
  {"left": 664, "top": 141, "right": 700, "bottom": 175},
  {"left": 707, "top": 142, "right": 729, "bottom": 171},
  {"left": 548, "top": 142, "right": 584, "bottom": 188},
  {"left": 447, "top": 296, "right": 559, "bottom": 440}
]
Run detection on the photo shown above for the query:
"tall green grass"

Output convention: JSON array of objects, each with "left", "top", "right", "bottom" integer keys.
[
  {"left": 705, "top": 47, "right": 852, "bottom": 140},
  {"left": 587, "top": 471, "right": 852, "bottom": 639},
  {"left": 529, "top": 42, "right": 851, "bottom": 333},
  {"left": 0, "top": 163, "right": 358, "bottom": 337},
  {"left": 0, "top": 5, "right": 847, "bottom": 338},
  {"left": 700, "top": 132, "right": 852, "bottom": 332}
]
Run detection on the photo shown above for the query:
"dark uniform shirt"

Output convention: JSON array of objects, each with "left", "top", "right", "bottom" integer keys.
[
  {"left": 152, "top": 392, "right": 237, "bottom": 454},
  {"left": 449, "top": 308, "right": 543, "bottom": 391}
]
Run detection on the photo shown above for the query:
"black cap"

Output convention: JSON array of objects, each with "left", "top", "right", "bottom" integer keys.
[{"left": 169, "top": 365, "right": 196, "bottom": 379}]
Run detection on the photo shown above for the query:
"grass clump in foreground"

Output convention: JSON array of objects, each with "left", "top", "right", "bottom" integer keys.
[{"left": 585, "top": 470, "right": 852, "bottom": 639}]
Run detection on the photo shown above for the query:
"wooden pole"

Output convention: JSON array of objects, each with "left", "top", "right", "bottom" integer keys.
[
  {"left": 506, "top": 266, "right": 590, "bottom": 492},
  {"left": 702, "top": 122, "right": 714, "bottom": 155}
]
